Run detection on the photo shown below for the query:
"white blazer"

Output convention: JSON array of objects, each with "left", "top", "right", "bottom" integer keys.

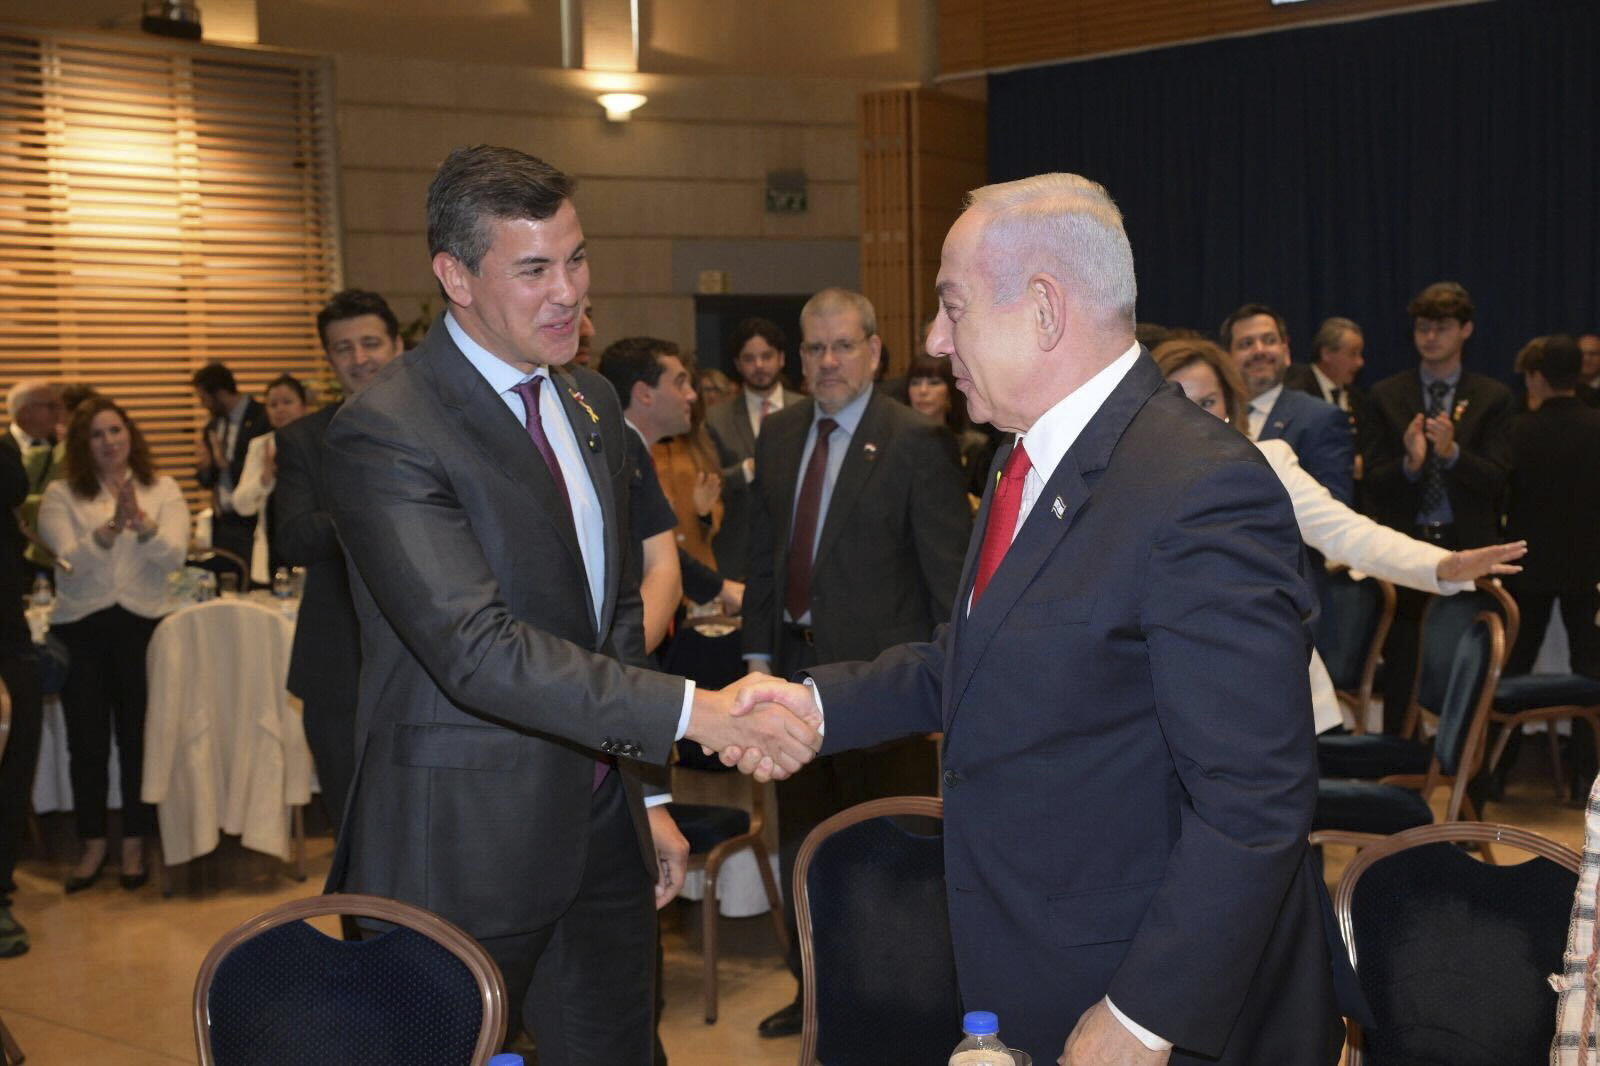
[
  {"left": 38, "top": 475, "right": 189, "bottom": 623},
  {"left": 1256, "top": 439, "right": 1470, "bottom": 733},
  {"left": 231, "top": 431, "right": 276, "bottom": 586}
]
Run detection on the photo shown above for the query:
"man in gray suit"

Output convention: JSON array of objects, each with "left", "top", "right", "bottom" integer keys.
[
  {"left": 705, "top": 317, "right": 799, "bottom": 581},
  {"left": 322, "top": 145, "right": 820, "bottom": 1064},
  {"left": 271, "top": 288, "right": 404, "bottom": 836}
]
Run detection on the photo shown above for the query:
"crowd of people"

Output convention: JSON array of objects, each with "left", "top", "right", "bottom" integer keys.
[{"left": 0, "top": 143, "right": 1596, "bottom": 1064}]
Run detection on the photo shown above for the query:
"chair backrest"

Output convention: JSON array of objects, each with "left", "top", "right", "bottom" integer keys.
[
  {"left": 795, "top": 796, "right": 960, "bottom": 1066},
  {"left": 188, "top": 545, "right": 250, "bottom": 582},
  {"left": 1431, "top": 612, "right": 1503, "bottom": 780},
  {"left": 1334, "top": 823, "right": 1578, "bottom": 1066},
  {"left": 1317, "top": 572, "right": 1396, "bottom": 716},
  {"left": 194, "top": 893, "right": 506, "bottom": 1066}
]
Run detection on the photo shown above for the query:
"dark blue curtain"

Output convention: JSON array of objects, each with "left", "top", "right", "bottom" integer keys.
[{"left": 988, "top": 0, "right": 1600, "bottom": 384}]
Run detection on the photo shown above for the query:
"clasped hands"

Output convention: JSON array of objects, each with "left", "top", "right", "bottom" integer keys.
[{"left": 685, "top": 673, "right": 822, "bottom": 783}]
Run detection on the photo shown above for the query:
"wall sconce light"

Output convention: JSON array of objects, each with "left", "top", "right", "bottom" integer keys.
[
  {"left": 597, "top": 93, "right": 647, "bottom": 122},
  {"left": 141, "top": 0, "right": 202, "bottom": 39}
]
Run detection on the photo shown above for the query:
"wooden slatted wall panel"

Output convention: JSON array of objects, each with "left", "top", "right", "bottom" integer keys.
[
  {"left": 859, "top": 89, "right": 986, "bottom": 378},
  {"left": 940, "top": 0, "right": 1471, "bottom": 75},
  {"left": 0, "top": 28, "right": 340, "bottom": 512}
]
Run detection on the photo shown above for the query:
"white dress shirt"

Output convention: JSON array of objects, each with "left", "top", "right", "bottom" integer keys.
[
  {"left": 1246, "top": 382, "right": 1283, "bottom": 441},
  {"left": 744, "top": 384, "right": 785, "bottom": 440},
  {"left": 446, "top": 314, "right": 695, "bottom": 759},
  {"left": 38, "top": 475, "right": 190, "bottom": 623},
  {"left": 1310, "top": 364, "right": 1349, "bottom": 411},
  {"left": 9, "top": 422, "right": 46, "bottom": 451},
  {"left": 213, "top": 394, "right": 251, "bottom": 513}
]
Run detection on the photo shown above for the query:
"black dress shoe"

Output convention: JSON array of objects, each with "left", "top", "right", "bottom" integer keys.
[
  {"left": 757, "top": 999, "right": 803, "bottom": 1039},
  {"left": 119, "top": 869, "right": 149, "bottom": 891},
  {"left": 64, "top": 856, "right": 107, "bottom": 894}
]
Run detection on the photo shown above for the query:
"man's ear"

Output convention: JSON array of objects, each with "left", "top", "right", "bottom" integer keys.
[
  {"left": 631, "top": 379, "right": 654, "bottom": 411},
  {"left": 1459, "top": 321, "right": 1475, "bottom": 344},
  {"left": 1030, "top": 272, "right": 1067, "bottom": 351},
  {"left": 432, "top": 252, "right": 472, "bottom": 308}
]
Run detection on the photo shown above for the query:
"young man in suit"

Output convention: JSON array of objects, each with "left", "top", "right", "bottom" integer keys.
[
  {"left": 1362, "top": 281, "right": 1514, "bottom": 731},
  {"left": 741, "top": 287, "right": 974, "bottom": 1037},
  {"left": 728, "top": 175, "right": 1347, "bottom": 1064},
  {"left": 1221, "top": 303, "right": 1355, "bottom": 505},
  {"left": 705, "top": 317, "right": 798, "bottom": 582},
  {"left": 270, "top": 288, "right": 404, "bottom": 837},
  {"left": 193, "top": 362, "right": 271, "bottom": 577},
  {"left": 321, "top": 145, "right": 819, "bottom": 1064}
]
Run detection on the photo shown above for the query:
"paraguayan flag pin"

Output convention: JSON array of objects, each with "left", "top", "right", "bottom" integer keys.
[{"left": 1051, "top": 496, "right": 1066, "bottom": 519}]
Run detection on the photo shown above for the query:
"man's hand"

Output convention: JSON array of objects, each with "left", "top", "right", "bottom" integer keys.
[
  {"left": 716, "top": 579, "right": 744, "bottom": 615},
  {"left": 718, "top": 677, "right": 823, "bottom": 777},
  {"left": 685, "top": 676, "right": 821, "bottom": 782},
  {"left": 260, "top": 436, "right": 277, "bottom": 485},
  {"left": 1059, "top": 1000, "right": 1169, "bottom": 1066},
  {"left": 194, "top": 435, "right": 214, "bottom": 470},
  {"left": 205, "top": 425, "right": 226, "bottom": 467},
  {"left": 646, "top": 805, "right": 689, "bottom": 909},
  {"left": 1402, "top": 414, "right": 1428, "bottom": 473},
  {"left": 1423, "top": 412, "right": 1457, "bottom": 461},
  {"left": 1437, "top": 540, "right": 1526, "bottom": 583}
]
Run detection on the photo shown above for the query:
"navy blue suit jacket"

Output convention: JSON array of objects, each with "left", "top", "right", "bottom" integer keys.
[
  {"left": 807, "top": 354, "right": 1342, "bottom": 1063},
  {"left": 1257, "top": 386, "right": 1354, "bottom": 506}
]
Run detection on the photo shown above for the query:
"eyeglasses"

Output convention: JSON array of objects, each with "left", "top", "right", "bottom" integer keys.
[{"left": 799, "top": 336, "right": 869, "bottom": 360}]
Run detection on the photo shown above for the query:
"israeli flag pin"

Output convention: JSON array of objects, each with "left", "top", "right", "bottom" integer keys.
[{"left": 1051, "top": 496, "right": 1066, "bottom": 519}]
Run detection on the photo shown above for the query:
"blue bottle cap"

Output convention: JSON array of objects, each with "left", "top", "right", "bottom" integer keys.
[
  {"left": 963, "top": 1010, "right": 999, "bottom": 1035},
  {"left": 488, "top": 1055, "right": 524, "bottom": 1066}
]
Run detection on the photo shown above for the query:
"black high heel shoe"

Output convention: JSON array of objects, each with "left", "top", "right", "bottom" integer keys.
[{"left": 64, "top": 854, "right": 107, "bottom": 894}]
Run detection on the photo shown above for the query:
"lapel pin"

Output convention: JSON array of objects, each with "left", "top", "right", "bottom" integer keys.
[
  {"left": 1272, "top": 419, "right": 1286, "bottom": 431},
  {"left": 587, "top": 431, "right": 603, "bottom": 453},
  {"left": 1453, "top": 399, "right": 1469, "bottom": 421},
  {"left": 1051, "top": 496, "right": 1066, "bottom": 519},
  {"left": 862, "top": 441, "right": 878, "bottom": 461}
]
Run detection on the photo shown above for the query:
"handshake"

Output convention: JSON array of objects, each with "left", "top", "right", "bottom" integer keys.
[{"left": 684, "top": 673, "right": 822, "bottom": 782}]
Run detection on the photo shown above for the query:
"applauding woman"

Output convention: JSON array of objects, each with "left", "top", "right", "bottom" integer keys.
[
  {"left": 38, "top": 397, "right": 189, "bottom": 892},
  {"left": 232, "top": 374, "right": 308, "bottom": 586}
]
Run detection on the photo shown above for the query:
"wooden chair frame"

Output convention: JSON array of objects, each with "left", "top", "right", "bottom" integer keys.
[
  {"left": 1334, "top": 574, "right": 1397, "bottom": 735},
  {"left": 793, "top": 795, "right": 944, "bottom": 1066},
  {"left": 1401, "top": 579, "right": 1516, "bottom": 740},
  {"left": 185, "top": 545, "right": 250, "bottom": 584},
  {"left": 692, "top": 777, "right": 787, "bottom": 1023},
  {"left": 194, "top": 893, "right": 507, "bottom": 1066},
  {"left": 1330, "top": 821, "right": 1579, "bottom": 1066}
]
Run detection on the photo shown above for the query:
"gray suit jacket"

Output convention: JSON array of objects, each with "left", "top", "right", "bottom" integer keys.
[
  {"left": 705, "top": 389, "right": 799, "bottom": 581},
  {"left": 322, "top": 316, "right": 685, "bottom": 939}
]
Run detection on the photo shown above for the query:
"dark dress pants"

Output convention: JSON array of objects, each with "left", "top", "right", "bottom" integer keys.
[
  {"left": 53, "top": 607, "right": 159, "bottom": 839},
  {"left": 301, "top": 692, "right": 356, "bottom": 838},
  {"left": 479, "top": 771, "right": 657, "bottom": 1066},
  {"left": 0, "top": 644, "right": 42, "bottom": 898}
]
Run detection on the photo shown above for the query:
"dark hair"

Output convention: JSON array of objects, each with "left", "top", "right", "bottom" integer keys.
[
  {"left": 1537, "top": 334, "right": 1582, "bottom": 391},
  {"left": 598, "top": 337, "right": 680, "bottom": 410},
  {"left": 64, "top": 396, "right": 156, "bottom": 498},
  {"left": 427, "top": 146, "right": 575, "bottom": 277},
  {"left": 1151, "top": 337, "right": 1250, "bottom": 431},
  {"left": 904, "top": 351, "right": 970, "bottom": 432},
  {"left": 1408, "top": 281, "right": 1475, "bottom": 324},
  {"left": 59, "top": 382, "right": 100, "bottom": 416},
  {"left": 191, "top": 362, "right": 237, "bottom": 395},
  {"left": 1218, "top": 303, "right": 1289, "bottom": 350},
  {"left": 317, "top": 289, "right": 400, "bottom": 348},
  {"left": 264, "top": 373, "right": 307, "bottom": 404},
  {"left": 730, "top": 316, "right": 786, "bottom": 363}
]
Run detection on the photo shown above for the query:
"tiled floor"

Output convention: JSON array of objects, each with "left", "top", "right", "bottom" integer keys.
[{"left": 0, "top": 758, "right": 1587, "bottom": 1065}]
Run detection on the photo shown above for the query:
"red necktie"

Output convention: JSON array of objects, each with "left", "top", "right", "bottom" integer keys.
[
  {"left": 511, "top": 376, "right": 609, "bottom": 790},
  {"left": 971, "top": 441, "right": 1032, "bottom": 608},
  {"left": 784, "top": 418, "right": 837, "bottom": 621},
  {"left": 759, "top": 397, "right": 772, "bottom": 424}
]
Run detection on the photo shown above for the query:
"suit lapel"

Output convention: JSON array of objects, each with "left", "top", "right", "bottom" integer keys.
[
  {"left": 423, "top": 324, "right": 589, "bottom": 588},
  {"left": 945, "top": 356, "right": 1166, "bottom": 733},
  {"left": 812, "top": 392, "right": 887, "bottom": 571},
  {"left": 551, "top": 366, "right": 617, "bottom": 644}
]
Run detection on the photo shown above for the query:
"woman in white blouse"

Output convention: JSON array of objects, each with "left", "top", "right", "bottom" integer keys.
[
  {"left": 232, "top": 374, "right": 308, "bottom": 587},
  {"left": 38, "top": 397, "right": 189, "bottom": 892},
  {"left": 1151, "top": 339, "right": 1526, "bottom": 733}
]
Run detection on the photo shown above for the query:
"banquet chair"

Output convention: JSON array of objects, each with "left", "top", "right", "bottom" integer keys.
[
  {"left": 1313, "top": 611, "right": 1503, "bottom": 836},
  {"left": 1315, "top": 572, "right": 1396, "bottom": 734},
  {"left": 666, "top": 767, "right": 787, "bottom": 1024},
  {"left": 187, "top": 545, "right": 250, "bottom": 587},
  {"left": 795, "top": 796, "right": 959, "bottom": 1066},
  {"left": 1332, "top": 822, "right": 1578, "bottom": 1065},
  {"left": 196, "top": 893, "right": 504, "bottom": 1066}
]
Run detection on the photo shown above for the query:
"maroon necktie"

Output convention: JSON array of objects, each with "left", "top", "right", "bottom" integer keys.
[
  {"left": 511, "top": 376, "right": 609, "bottom": 789},
  {"left": 971, "top": 441, "right": 1032, "bottom": 608},
  {"left": 783, "top": 418, "right": 837, "bottom": 621}
]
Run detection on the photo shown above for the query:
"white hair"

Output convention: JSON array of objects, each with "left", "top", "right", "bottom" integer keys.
[
  {"left": 965, "top": 173, "right": 1137, "bottom": 326},
  {"left": 6, "top": 380, "right": 54, "bottom": 419}
]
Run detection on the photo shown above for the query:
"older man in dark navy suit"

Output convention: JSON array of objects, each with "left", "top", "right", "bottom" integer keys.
[{"left": 728, "top": 175, "right": 1345, "bottom": 1064}]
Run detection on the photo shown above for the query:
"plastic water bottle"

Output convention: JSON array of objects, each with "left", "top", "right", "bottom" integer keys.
[
  {"left": 949, "top": 1011, "right": 1016, "bottom": 1066},
  {"left": 487, "top": 1056, "right": 524, "bottom": 1066},
  {"left": 272, "top": 566, "right": 292, "bottom": 599},
  {"left": 29, "top": 574, "right": 52, "bottom": 608}
]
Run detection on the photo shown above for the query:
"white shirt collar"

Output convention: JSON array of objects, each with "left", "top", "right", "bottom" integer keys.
[
  {"left": 445, "top": 311, "right": 549, "bottom": 392},
  {"left": 1310, "top": 364, "right": 1340, "bottom": 399},
  {"left": 1016, "top": 341, "right": 1141, "bottom": 485},
  {"left": 1250, "top": 382, "right": 1284, "bottom": 415},
  {"left": 9, "top": 423, "right": 44, "bottom": 450}
]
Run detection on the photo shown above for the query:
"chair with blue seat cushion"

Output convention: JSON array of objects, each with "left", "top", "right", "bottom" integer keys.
[
  {"left": 1332, "top": 822, "right": 1579, "bottom": 1066},
  {"left": 1313, "top": 611, "right": 1504, "bottom": 835},
  {"left": 796, "top": 796, "right": 959, "bottom": 1066},
  {"left": 194, "top": 893, "right": 506, "bottom": 1066},
  {"left": 1315, "top": 571, "right": 1396, "bottom": 734},
  {"left": 666, "top": 765, "right": 786, "bottom": 1024}
]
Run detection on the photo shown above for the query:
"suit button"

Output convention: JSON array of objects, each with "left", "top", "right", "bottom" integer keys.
[{"left": 942, "top": 769, "right": 960, "bottom": 788}]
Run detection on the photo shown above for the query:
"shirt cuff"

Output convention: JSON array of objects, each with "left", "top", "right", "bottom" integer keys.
[
  {"left": 1439, "top": 447, "right": 1461, "bottom": 469},
  {"left": 673, "top": 680, "right": 695, "bottom": 741},
  {"left": 801, "top": 677, "right": 826, "bottom": 736},
  {"left": 742, "top": 653, "right": 772, "bottom": 665},
  {"left": 643, "top": 793, "right": 673, "bottom": 808},
  {"left": 1105, "top": 997, "right": 1171, "bottom": 1052}
]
